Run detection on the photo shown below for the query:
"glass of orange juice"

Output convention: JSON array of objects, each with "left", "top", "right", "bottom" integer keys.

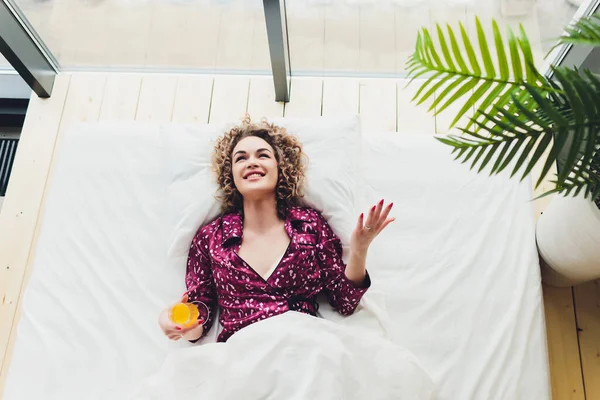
[{"left": 169, "top": 301, "right": 209, "bottom": 328}]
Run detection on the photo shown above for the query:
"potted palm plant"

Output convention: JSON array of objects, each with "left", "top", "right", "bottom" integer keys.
[{"left": 406, "top": 13, "right": 600, "bottom": 286}]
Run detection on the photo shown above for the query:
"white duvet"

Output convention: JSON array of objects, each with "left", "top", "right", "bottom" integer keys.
[{"left": 130, "top": 312, "right": 434, "bottom": 400}]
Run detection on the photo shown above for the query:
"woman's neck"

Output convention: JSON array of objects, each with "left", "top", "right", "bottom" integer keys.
[{"left": 242, "top": 197, "right": 282, "bottom": 233}]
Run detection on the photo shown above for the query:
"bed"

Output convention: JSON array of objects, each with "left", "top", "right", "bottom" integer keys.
[{"left": 3, "top": 121, "right": 550, "bottom": 399}]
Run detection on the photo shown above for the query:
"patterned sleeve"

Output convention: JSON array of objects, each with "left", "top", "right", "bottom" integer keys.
[
  {"left": 185, "top": 229, "right": 218, "bottom": 340},
  {"left": 315, "top": 213, "right": 371, "bottom": 315}
]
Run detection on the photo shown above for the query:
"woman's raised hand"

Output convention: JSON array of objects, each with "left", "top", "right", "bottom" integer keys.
[{"left": 351, "top": 199, "right": 395, "bottom": 253}]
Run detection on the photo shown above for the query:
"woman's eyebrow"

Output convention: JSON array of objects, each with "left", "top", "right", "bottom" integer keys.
[{"left": 234, "top": 148, "right": 272, "bottom": 157}]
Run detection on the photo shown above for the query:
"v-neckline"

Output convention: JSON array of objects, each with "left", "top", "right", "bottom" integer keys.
[
  {"left": 229, "top": 214, "right": 294, "bottom": 284},
  {"left": 235, "top": 239, "right": 292, "bottom": 283}
]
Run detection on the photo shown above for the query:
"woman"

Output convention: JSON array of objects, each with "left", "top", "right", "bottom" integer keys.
[{"left": 158, "top": 118, "right": 394, "bottom": 343}]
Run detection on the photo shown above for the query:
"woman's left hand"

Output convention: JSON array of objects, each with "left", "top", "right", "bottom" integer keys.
[{"left": 351, "top": 199, "right": 395, "bottom": 254}]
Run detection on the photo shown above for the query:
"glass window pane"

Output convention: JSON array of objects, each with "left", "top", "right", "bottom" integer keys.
[
  {"left": 286, "top": 0, "right": 581, "bottom": 76},
  {"left": 4, "top": 0, "right": 585, "bottom": 76},
  {"left": 10, "top": 0, "right": 270, "bottom": 72}
]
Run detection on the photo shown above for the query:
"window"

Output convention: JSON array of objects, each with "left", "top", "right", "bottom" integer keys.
[
  {"left": 0, "top": 137, "right": 18, "bottom": 197},
  {"left": 0, "top": 97, "right": 27, "bottom": 197}
]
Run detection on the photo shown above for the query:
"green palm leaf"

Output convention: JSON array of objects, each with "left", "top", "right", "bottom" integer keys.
[
  {"left": 406, "top": 17, "right": 550, "bottom": 133},
  {"left": 409, "top": 15, "right": 600, "bottom": 200},
  {"left": 435, "top": 67, "right": 600, "bottom": 197},
  {"left": 475, "top": 18, "right": 495, "bottom": 78},
  {"left": 493, "top": 20, "right": 509, "bottom": 81},
  {"left": 507, "top": 27, "right": 523, "bottom": 82},
  {"left": 558, "top": 13, "right": 600, "bottom": 48},
  {"left": 447, "top": 24, "right": 469, "bottom": 74},
  {"left": 542, "top": 157, "right": 600, "bottom": 201}
]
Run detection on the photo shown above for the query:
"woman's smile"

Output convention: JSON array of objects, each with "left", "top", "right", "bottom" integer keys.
[{"left": 243, "top": 170, "right": 266, "bottom": 180}]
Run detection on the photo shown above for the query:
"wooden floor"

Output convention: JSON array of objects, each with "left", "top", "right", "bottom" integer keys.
[{"left": 0, "top": 72, "right": 599, "bottom": 399}]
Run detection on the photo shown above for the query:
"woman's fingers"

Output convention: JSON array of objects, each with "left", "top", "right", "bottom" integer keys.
[
  {"left": 174, "top": 321, "right": 202, "bottom": 335},
  {"left": 364, "top": 203, "right": 376, "bottom": 230},
  {"left": 167, "top": 325, "right": 191, "bottom": 340},
  {"left": 365, "top": 199, "right": 388, "bottom": 231},
  {"left": 377, "top": 202, "right": 393, "bottom": 227},
  {"left": 179, "top": 325, "right": 198, "bottom": 334},
  {"left": 356, "top": 212, "right": 364, "bottom": 231},
  {"left": 374, "top": 199, "right": 384, "bottom": 222}
]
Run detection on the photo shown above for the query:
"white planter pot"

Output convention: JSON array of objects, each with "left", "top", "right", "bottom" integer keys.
[{"left": 536, "top": 193, "right": 600, "bottom": 287}]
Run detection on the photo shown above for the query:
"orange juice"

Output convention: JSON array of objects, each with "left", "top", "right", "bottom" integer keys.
[{"left": 170, "top": 302, "right": 200, "bottom": 327}]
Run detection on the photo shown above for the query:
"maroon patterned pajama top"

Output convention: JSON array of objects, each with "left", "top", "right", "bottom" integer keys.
[{"left": 186, "top": 206, "right": 370, "bottom": 342}]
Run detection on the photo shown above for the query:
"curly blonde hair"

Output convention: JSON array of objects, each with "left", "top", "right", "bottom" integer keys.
[{"left": 212, "top": 117, "right": 307, "bottom": 219}]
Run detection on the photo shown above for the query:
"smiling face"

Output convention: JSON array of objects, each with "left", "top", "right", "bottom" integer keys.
[
  {"left": 231, "top": 136, "right": 279, "bottom": 201},
  {"left": 213, "top": 120, "right": 306, "bottom": 218}
]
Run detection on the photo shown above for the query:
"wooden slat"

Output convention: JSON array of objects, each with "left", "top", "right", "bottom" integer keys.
[
  {"left": 284, "top": 78, "right": 323, "bottom": 118},
  {"left": 0, "top": 76, "right": 72, "bottom": 394},
  {"left": 99, "top": 74, "right": 142, "bottom": 121},
  {"left": 397, "top": 79, "right": 436, "bottom": 134},
  {"left": 543, "top": 284, "right": 586, "bottom": 400},
  {"left": 575, "top": 279, "right": 600, "bottom": 400},
  {"left": 172, "top": 76, "right": 214, "bottom": 124},
  {"left": 247, "top": 77, "right": 284, "bottom": 120},
  {"left": 209, "top": 76, "right": 250, "bottom": 124},
  {"left": 359, "top": 79, "right": 397, "bottom": 132},
  {"left": 322, "top": 78, "right": 359, "bottom": 117},
  {"left": 59, "top": 74, "right": 108, "bottom": 127},
  {"left": 135, "top": 75, "right": 178, "bottom": 122}
]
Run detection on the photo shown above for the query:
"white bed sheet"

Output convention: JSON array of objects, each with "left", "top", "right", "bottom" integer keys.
[
  {"left": 4, "top": 124, "right": 550, "bottom": 399},
  {"left": 359, "top": 133, "right": 550, "bottom": 399}
]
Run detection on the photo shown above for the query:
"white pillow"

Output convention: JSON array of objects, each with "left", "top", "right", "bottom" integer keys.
[
  {"left": 162, "top": 123, "right": 225, "bottom": 258},
  {"left": 162, "top": 116, "right": 362, "bottom": 261}
]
